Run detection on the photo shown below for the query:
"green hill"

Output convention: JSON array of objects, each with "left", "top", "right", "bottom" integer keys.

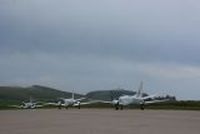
[{"left": 0, "top": 85, "right": 82, "bottom": 103}]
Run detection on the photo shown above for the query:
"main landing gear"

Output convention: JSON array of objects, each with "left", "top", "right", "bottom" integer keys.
[
  {"left": 115, "top": 103, "right": 123, "bottom": 110},
  {"left": 140, "top": 103, "right": 145, "bottom": 110}
]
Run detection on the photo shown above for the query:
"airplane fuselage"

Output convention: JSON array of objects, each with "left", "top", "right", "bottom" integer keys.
[
  {"left": 63, "top": 99, "right": 79, "bottom": 107},
  {"left": 22, "top": 102, "right": 36, "bottom": 109},
  {"left": 118, "top": 95, "right": 143, "bottom": 106}
]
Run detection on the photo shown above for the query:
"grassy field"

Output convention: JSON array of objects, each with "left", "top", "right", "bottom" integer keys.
[{"left": 145, "top": 101, "right": 200, "bottom": 110}]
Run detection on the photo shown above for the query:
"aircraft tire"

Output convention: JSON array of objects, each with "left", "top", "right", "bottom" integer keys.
[
  {"left": 115, "top": 106, "right": 119, "bottom": 110},
  {"left": 120, "top": 105, "right": 123, "bottom": 110},
  {"left": 140, "top": 104, "right": 144, "bottom": 110}
]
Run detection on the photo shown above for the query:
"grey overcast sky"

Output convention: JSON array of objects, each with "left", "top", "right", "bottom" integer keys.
[{"left": 0, "top": 0, "right": 200, "bottom": 100}]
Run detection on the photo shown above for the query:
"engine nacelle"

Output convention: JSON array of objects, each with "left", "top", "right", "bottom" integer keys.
[{"left": 112, "top": 100, "right": 119, "bottom": 106}]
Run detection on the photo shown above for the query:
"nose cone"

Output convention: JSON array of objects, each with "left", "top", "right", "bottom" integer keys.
[{"left": 112, "top": 100, "right": 119, "bottom": 105}]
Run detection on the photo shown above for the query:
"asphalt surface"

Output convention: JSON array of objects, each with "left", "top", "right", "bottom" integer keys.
[{"left": 0, "top": 109, "right": 200, "bottom": 134}]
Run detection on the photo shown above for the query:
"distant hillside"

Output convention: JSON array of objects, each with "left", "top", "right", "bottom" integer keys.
[
  {"left": 86, "top": 88, "right": 147, "bottom": 101},
  {"left": 0, "top": 85, "right": 82, "bottom": 102}
]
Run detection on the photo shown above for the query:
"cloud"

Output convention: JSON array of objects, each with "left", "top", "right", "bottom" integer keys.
[
  {"left": 135, "top": 63, "right": 200, "bottom": 79},
  {"left": 0, "top": 0, "right": 200, "bottom": 99}
]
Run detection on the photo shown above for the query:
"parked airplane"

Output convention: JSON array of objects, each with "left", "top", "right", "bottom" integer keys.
[
  {"left": 57, "top": 92, "right": 98, "bottom": 109},
  {"left": 10, "top": 97, "right": 43, "bottom": 109},
  {"left": 98, "top": 82, "right": 172, "bottom": 110}
]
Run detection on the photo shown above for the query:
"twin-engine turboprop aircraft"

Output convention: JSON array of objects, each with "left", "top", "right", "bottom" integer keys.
[
  {"left": 97, "top": 82, "right": 172, "bottom": 110},
  {"left": 10, "top": 97, "right": 43, "bottom": 109},
  {"left": 57, "top": 92, "right": 97, "bottom": 109},
  {"left": 9, "top": 93, "right": 97, "bottom": 109}
]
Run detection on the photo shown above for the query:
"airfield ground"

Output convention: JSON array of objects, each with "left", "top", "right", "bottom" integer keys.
[{"left": 0, "top": 109, "right": 200, "bottom": 134}]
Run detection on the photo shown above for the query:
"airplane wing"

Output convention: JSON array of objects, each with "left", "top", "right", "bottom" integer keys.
[
  {"left": 73, "top": 100, "right": 112, "bottom": 106},
  {"left": 80, "top": 100, "right": 104, "bottom": 105},
  {"left": 90, "top": 100, "right": 114, "bottom": 104},
  {"left": 144, "top": 99, "right": 170, "bottom": 104},
  {"left": 76, "top": 97, "right": 86, "bottom": 101},
  {"left": 43, "top": 102, "right": 59, "bottom": 106},
  {"left": 8, "top": 105, "right": 23, "bottom": 109},
  {"left": 35, "top": 105, "right": 44, "bottom": 108},
  {"left": 142, "top": 94, "right": 157, "bottom": 100}
]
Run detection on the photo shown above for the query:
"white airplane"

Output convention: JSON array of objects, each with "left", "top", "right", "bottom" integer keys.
[
  {"left": 10, "top": 97, "right": 43, "bottom": 109},
  {"left": 98, "top": 82, "right": 172, "bottom": 110},
  {"left": 57, "top": 92, "right": 98, "bottom": 109}
]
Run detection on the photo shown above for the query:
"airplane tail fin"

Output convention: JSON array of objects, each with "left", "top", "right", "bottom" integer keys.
[
  {"left": 136, "top": 81, "right": 143, "bottom": 98},
  {"left": 72, "top": 90, "right": 74, "bottom": 99}
]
